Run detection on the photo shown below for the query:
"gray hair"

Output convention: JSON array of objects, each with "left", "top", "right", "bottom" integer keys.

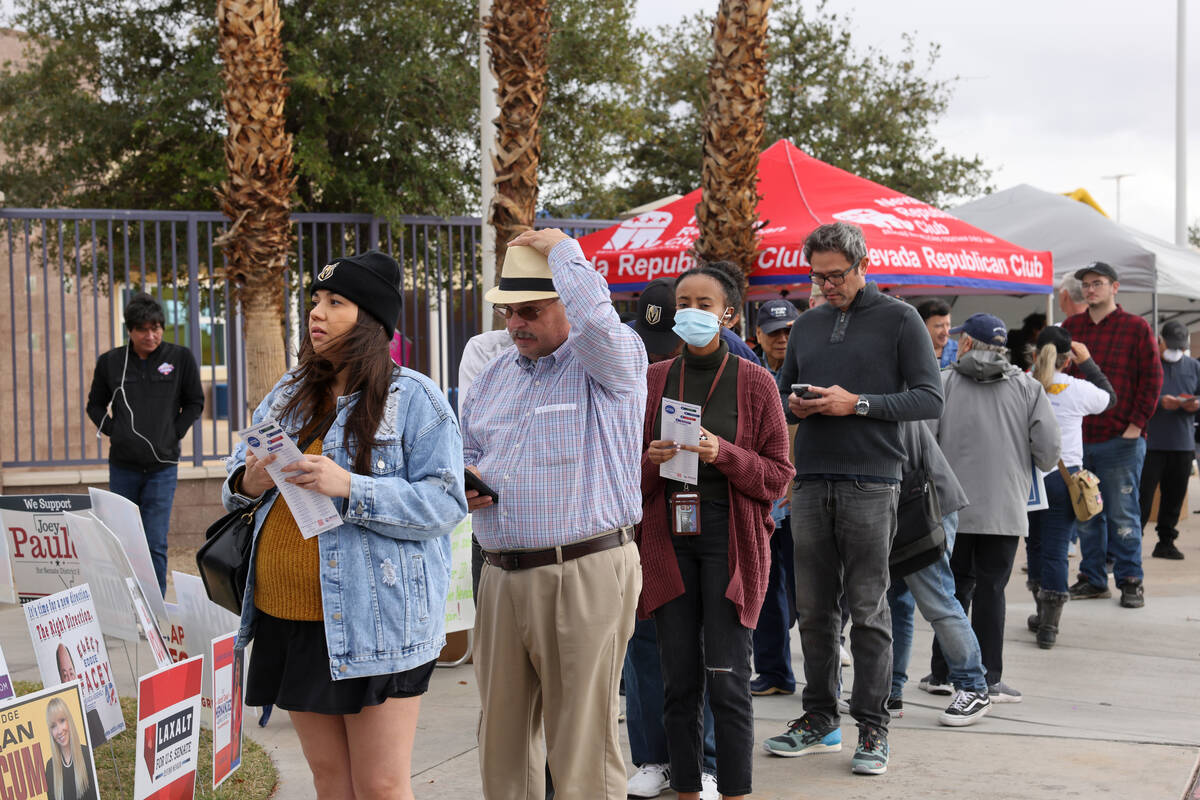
[
  {"left": 1059, "top": 275, "right": 1084, "bottom": 304},
  {"left": 803, "top": 222, "right": 868, "bottom": 268},
  {"left": 962, "top": 333, "right": 1009, "bottom": 354}
]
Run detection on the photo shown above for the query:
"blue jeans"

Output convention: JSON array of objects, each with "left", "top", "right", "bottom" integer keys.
[
  {"left": 793, "top": 479, "right": 898, "bottom": 732},
  {"left": 108, "top": 463, "right": 177, "bottom": 596},
  {"left": 1078, "top": 436, "right": 1146, "bottom": 587},
  {"left": 752, "top": 517, "right": 796, "bottom": 691},
  {"left": 889, "top": 513, "right": 987, "bottom": 694},
  {"left": 624, "top": 618, "right": 717, "bottom": 772},
  {"left": 1027, "top": 468, "right": 1077, "bottom": 593}
]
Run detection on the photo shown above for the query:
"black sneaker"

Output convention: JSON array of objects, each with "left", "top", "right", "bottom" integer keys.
[
  {"left": 1152, "top": 541, "right": 1185, "bottom": 560},
  {"left": 1118, "top": 579, "right": 1145, "bottom": 608},
  {"left": 917, "top": 673, "right": 952, "bottom": 696},
  {"left": 1068, "top": 577, "right": 1111, "bottom": 600},
  {"left": 938, "top": 689, "right": 991, "bottom": 727},
  {"left": 886, "top": 695, "right": 903, "bottom": 718}
]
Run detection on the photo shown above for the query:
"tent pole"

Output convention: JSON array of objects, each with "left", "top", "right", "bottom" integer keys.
[{"left": 1045, "top": 293, "right": 1054, "bottom": 325}]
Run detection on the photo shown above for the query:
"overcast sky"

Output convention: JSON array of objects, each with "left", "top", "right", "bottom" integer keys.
[{"left": 635, "top": 0, "right": 1200, "bottom": 245}]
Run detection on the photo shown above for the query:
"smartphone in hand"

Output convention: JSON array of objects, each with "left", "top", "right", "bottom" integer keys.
[{"left": 791, "top": 383, "right": 821, "bottom": 400}]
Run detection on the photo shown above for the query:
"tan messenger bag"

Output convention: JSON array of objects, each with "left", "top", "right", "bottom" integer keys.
[{"left": 1057, "top": 459, "right": 1103, "bottom": 522}]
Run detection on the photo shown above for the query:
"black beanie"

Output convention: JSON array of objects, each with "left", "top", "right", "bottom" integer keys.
[{"left": 312, "top": 250, "right": 403, "bottom": 337}]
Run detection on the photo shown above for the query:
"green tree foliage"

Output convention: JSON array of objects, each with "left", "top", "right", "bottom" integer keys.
[
  {"left": 0, "top": 0, "right": 987, "bottom": 217},
  {"left": 608, "top": 0, "right": 992, "bottom": 215}
]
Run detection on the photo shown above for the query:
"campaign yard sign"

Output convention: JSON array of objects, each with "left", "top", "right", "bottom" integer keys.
[
  {"left": 135, "top": 655, "right": 203, "bottom": 800},
  {"left": 65, "top": 510, "right": 141, "bottom": 642},
  {"left": 0, "top": 682, "right": 101, "bottom": 800},
  {"left": 171, "top": 572, "right": 240, "bottom": 728},
  {"left": 444, "top": 516, "right": 475, "bottom": 634},
  {"left": 210, "top": 633, "right": 243, "bottom": 789},
  {"left": 163, "top": 603, "right": 193, "bottom": 665},
  {"left": 87, "top": 487, "right": 168, "bottom": 630},
  {"left": 0, "top": 645, "right": 13, "bottom": 702},
  {"left": 24, "top": 583, "right": 125, "bottom": 743},
  {"left": 0, "top": 494, "right": 91, "bottom": 603}
]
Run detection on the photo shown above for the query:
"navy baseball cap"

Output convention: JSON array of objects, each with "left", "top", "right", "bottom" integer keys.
[
  {"left": 1073, "top": 261, "right": 1119, "bottom": 283},
  {"left": 756, "top": 299, "right": 800, "bottom": 334},
  {"left": 950, "top": 313, "right": 1008, "bottom": 346},
  {"left": 632, "top": 278, "right": 680, "bottom": 356}
]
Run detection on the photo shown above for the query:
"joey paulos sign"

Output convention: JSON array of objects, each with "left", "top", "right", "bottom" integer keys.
[{"left": 0, "top": 494, "right": 91, "bottom": 603}]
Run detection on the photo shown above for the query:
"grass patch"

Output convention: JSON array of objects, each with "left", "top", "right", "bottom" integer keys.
[{"left": 13, "top": 681, "right": 277, "bottom": 799}]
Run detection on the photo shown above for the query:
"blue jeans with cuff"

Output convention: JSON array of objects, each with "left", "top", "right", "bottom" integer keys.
[{"left": 1077, "top": 436, "right": 1146, "bottom": 588}]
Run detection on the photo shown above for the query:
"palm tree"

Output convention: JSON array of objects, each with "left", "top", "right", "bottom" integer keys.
[
  {"left": 483, "top": 0, "right": 550, "bottom": 295},
  {"left": 694, "top": 0, "right": 772, "bottom": 291},
  {"left": 215, "top": 0, "right": 296, "bottom": 408}
]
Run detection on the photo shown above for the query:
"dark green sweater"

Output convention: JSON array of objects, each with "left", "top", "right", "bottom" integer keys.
[{"left": 775, "top": 282, "right": 943, "bottom": 480}]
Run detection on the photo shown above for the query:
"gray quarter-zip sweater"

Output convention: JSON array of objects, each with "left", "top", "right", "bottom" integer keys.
[{"left": 776, "top": 282, "right": 944, "bottom": 481}]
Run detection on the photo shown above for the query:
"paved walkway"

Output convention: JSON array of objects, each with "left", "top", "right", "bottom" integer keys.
[{"left": 4, "top": 480, "right": 1200, "bottom": 799}]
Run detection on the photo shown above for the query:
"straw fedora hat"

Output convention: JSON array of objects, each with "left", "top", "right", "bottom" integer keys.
[{"left": 484, "top": 245, "right": 559, "bottom": 304}]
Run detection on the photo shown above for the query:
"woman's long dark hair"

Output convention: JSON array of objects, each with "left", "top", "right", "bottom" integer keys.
[{"left": 278, "top": 307, "right": 397, "bottom": 475}]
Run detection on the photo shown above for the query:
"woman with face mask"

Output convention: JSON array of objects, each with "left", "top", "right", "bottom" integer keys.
[{"left": 637, "top": 266, "right": 794, "bottom": 800}]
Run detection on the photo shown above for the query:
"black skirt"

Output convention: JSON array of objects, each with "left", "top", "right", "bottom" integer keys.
[{"left": 246, "top": 609, "right": 436, "bottom": 715}]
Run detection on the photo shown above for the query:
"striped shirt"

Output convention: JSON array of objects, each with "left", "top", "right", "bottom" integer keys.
[{"left": 461, "top": 239, "right": 648, "bottom": 550}]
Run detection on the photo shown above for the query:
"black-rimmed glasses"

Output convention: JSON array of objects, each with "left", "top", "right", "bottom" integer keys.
[{"left": 808, "top": 264, "right": 858, "bottom": 287}]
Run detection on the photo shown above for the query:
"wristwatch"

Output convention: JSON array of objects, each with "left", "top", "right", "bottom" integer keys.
[{"left": 854, "top": 396, "right": 870, "bottom": 417}]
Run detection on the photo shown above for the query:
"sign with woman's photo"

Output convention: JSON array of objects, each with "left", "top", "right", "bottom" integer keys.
[
  {"left": 23, "top": 583, "right": 125, "bottom": 743},
  {"left": 210, "top": 633, "right": 243, "bottom": 789},
  {"left": 0, "top": 681, "right": 101, "bottom": 800}
]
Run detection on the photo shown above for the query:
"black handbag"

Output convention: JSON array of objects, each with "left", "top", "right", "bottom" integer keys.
[
  {"left": 196, "top": 410, "right": 336, "bottom": 616},
  {"left": 889, "top": 466, "right": 946, "bottom": 580}
]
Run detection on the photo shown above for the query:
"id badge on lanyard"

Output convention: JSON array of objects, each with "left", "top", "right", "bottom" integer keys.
[{"left": 668, "top": 353, "right": 728, "bottom": 537}]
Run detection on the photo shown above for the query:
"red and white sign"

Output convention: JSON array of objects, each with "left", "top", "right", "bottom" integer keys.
[
  {"left": 0, "top": 494, "right": 91, "bottom": 603},
  {"left": 579, "top": 139, "right": 1053, "bottom": 296},
  {"left": 134, "top": 655, "right": 204, "bottom": 800},
  {"left": 210, "top": 632, "right": 244, "bottom": 789},
  {"left": 129, "top": 578, "right": 173, "bottom": 670}
]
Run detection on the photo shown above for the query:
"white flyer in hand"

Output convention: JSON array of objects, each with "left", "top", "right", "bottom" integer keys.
[
  {"left": 659, "top": 398, "right": 702, "bottom": 485},
  {"left": 238, "top": 418, "right": 343, "bottom": 538}
]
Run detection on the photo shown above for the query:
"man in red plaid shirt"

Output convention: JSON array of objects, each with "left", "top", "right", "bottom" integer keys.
[{"left": 1060, "top": 262, "right": 1163, "bottom": 608}]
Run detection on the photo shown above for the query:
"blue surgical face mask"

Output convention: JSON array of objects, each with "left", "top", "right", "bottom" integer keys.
[{"left": 673, "top": 307, "right": 723, "bottom": 347}]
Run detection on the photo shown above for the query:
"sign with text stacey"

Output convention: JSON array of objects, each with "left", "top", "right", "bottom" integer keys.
[
  {"left": 135, "top": 655, "right": 204, "bottom": 800},
  {"left": 0, "top": 682, "right": 100, "bottom": 800},
  {"left": 0, "top": 494, "right": 91, "bottom": 603},
  {"left": 24, "top": 583, "right": 125, "bottom": 743},
  {"left": 210, "top": 633, "right": 243, "bottom": 789}
]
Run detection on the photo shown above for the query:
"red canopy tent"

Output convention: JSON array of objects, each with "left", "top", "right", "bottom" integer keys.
[{"left": 578, "top": 140, "right": 1052, "bottom": 298}]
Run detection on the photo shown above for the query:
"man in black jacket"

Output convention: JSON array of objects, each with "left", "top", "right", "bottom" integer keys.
[
  {"left": 86, "top": 292, "right": 204, "bottom": 595},
  {"left": 763, "top": 222, "right": 943, "bottom": 776}
]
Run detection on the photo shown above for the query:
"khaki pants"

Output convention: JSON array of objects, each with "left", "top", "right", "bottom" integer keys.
[{"left": 475, "top": 539, "right": 641, "bottom": 800}]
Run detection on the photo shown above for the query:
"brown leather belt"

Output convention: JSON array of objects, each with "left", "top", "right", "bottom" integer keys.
[{"left": 481, "top": 526, "right": 634, "bottom": 571}]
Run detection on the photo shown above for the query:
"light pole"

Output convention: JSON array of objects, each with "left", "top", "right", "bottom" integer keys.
[
  {"left": 1102, "top": 173, "right": 1133, "bottom": 222},
  {"left": 1175, "top": 0, "right": 1188, "bottom": 246}
]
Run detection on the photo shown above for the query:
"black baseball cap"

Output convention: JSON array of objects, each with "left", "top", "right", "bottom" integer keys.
[
  {"left": 1073, "top": 261, "right": 1119, "bottom": 283},
  {"left": 756, "top": 299, "right": 800, "bottom": 334},
  {"left": 1162, "top": 320, "right": 1190, "bottom": 350},
  {"left": 632, "top": 278, "right": 680, "bottom": 356}
]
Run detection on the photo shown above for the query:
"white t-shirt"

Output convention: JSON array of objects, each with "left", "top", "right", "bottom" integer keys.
[
  {"left": 457, "top": 329, "right": 514, "bottom": 410},
  {"left": 1043, "top": 371, "right": 1110, "bottom": 468}
]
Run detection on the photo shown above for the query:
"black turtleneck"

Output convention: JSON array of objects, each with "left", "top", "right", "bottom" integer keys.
[{"left": 655, "top": 340, "right": 740, "bottom": 500}]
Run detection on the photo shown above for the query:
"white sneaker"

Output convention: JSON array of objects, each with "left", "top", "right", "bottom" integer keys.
[
  {"left": 840, "top": 644, "right": 852, "bottom": 665},
  {"left": 700, "top": 772, "right": 719, "bottom": 800},
  {"left": 627, "top": 763, "right": 670, "bottom": 798}
]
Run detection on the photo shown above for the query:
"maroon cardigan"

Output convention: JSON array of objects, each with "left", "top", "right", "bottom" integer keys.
[{"left": 637, "top": 356, "right": 794, "bottom": 628}]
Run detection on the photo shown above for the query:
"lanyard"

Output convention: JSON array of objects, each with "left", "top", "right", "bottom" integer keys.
[{"left": 677, "top": 352, "right": 731, "bottom": 416}]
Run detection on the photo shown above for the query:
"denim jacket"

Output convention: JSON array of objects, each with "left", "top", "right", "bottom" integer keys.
[{"left": 223, "top": 367, "right": 467, "bottom": 679}]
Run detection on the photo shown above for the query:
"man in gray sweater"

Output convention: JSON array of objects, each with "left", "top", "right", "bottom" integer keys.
[
  {"left": 763, "top": 222, "right": 943, "bottom": 776},
  {"left": 926, "top": 313, "right": 1060, "bottom": 703}
]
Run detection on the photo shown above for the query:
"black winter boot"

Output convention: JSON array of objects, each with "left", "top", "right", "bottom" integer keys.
[
  {"left": 1026, "top": 580, "right": 1042, "bottom": 633},
  {"left": 1036, "top": 589, "right": 1069, "bottom": 649}
]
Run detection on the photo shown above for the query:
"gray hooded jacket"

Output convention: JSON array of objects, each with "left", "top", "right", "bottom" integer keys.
[{"left": 928, "top": 348, "right": 1061, "bottom": 537}]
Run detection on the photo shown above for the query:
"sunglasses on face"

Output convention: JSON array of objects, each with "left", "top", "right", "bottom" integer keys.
[{"left": 493, "top": 300, "right": 559, "bottom": 321}]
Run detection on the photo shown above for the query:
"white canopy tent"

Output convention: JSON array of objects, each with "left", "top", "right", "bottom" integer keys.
[{"left": 941, "top": 184, "right": 1200, "bottom": 332}]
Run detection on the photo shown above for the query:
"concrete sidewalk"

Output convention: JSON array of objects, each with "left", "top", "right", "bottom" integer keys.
[{"left": 4, "top": 486, "right": 1200, "bottom": 799}]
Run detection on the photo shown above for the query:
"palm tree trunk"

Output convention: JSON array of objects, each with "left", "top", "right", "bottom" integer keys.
[
  {"left": 484, "top": 0, "right": 550, "bottom": 322},
  {"left": 694, "top": 0, "right": 772, "bottom": 291},
  {"left": 215, "top": 0, "right": 296, "bottom": 408}
]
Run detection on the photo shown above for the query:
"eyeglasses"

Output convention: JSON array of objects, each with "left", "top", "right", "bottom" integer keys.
[
  {"left": 808, "top": 264, "right": 858, "bottom": 287},
  {"left": 493, "top": 300, "right": 559, "bottom": 321},
  {"left": 1080, "top": 280, "right": 1110, "bottom": 290}
]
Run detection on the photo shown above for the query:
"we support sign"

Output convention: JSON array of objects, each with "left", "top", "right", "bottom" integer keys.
[{"left": 0, "top": 494, "right": 90, "bottom": 603}]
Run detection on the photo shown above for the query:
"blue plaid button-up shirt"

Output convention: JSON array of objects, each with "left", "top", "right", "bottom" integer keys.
[{"left": 461, "top": 239, "right": 648, "bottom": 551}]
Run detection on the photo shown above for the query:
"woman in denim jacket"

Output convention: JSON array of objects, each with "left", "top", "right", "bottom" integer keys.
[{"left": 222, "top": 250, "right": 467, "bottom": 800}]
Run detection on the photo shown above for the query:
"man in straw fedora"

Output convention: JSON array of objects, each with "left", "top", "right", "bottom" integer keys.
[{"left": 462, "top": 228, "right": 648, "bottom": 800}]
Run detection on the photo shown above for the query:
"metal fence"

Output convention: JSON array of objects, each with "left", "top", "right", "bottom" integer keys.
[{"left": 0, "top": 209, "right": 615, "bottom": 468}]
